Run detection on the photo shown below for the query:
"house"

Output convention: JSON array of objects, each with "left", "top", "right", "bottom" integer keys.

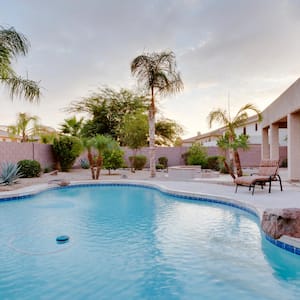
[
  {"left": 0, "top": 125, "right": 21, "bottom": 142},
  {"left": 183, "top": 115, "right": 287, "bottom": 147}
]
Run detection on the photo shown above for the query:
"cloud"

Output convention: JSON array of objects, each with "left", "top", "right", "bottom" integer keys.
[{"left": 1, "top": 0, "right": 300, "bottom": 137}]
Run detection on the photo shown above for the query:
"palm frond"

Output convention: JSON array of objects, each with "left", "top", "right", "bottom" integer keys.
[
  {"left": 0, "top": 26, "right": 29, "bottom": 58},
  {"left": 4, "top": 76, "right": 41, "bottom": 102},
  {"left": 207, "top": 109, "right": 230, "bottom": 128}
]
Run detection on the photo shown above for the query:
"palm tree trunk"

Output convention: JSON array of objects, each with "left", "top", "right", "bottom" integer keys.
[
  {"left": 87, "top": 150, "right": 95, "bottom": 179},
  {"left": 234, "top": 150, "right": 243, "bottom": 177},
  {"left": 149, "top": 88, "right": 156, "bottom": 178},
  {"left": 95, "top": 155, "right": 103, "bottom": 180}
]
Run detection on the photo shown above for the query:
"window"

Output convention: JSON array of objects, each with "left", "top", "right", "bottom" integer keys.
[
  {"left": 255, "top": 123, "right": 258, "bottom": 131},
  {"left": 243, "top": 127, "right": 246, "bottom": 135}
]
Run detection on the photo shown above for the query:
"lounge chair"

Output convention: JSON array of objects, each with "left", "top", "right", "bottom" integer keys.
[{"left": 234, "top": 160, "right": 283, "bottom": 195}]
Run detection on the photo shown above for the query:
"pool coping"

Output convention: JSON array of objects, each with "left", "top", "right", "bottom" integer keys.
[{"left": 1, "top": 179, "right": 300, "bottom": 256}]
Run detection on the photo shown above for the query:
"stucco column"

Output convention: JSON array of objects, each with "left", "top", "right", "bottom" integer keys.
[
  {"left": 261, "top": 127, "right": 270, "bottom": 160},
  {"left": 270, "top": 123, "right": 279, "bottom": 160},
  {"left": 288, "top": 112, "right": 300, "bottom": 181}
]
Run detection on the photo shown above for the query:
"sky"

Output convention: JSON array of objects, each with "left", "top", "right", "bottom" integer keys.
[{"left": 1, "top": 0, "right": 300, "bottom": 138}]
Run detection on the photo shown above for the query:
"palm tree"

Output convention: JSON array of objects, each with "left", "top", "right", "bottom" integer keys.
[
  {"left": 60, "top": 116, "right": 84, "bottom": 137},
  {"left": 0, "top": 26, "right": 40, "bottom": 102},
  {"left": 207, "top": 103, "right": 262, "bottom": 177},
  {"left": 131, "top": 51, "right": 183, "bottom": 177},
  {"left": 82, "top": 135, "right": 114, "bottom": 180},
  {"left": 7, "top": 112, "right": 39, "bottom": 142}
]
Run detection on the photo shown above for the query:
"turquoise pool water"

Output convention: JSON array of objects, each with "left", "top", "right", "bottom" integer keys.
[{"left": 1, "top": 184, "right": 300, "bottom": 299}]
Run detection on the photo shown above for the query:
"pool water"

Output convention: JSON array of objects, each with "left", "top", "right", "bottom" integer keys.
[{"left": 1, "top": 184, "right": 300, "bottom": 299}]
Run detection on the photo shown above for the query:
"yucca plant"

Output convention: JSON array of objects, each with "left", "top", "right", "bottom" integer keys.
[{"left": 0, "top": 162, "right": 22, "bottom": 185}]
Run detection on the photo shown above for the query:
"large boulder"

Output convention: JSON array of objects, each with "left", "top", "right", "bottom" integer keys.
[{"left": 261, "top": 208, "right": 300, "bottom": 239}]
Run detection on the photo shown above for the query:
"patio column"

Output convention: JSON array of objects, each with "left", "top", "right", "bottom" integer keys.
[
  {"left": 270, "top": 123, "right": 279, "bottom": 160},
  {"left": 288, "top": 112, "right": 300, "bottom": 181},
  {"left": 261, "top": 127, "right": 270, "bottom": 160}
]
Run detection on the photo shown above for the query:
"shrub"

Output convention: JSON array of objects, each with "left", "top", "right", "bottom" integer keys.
[
  {"left": 0, "top": 162, "right": 22, "bottom": 185},
  {"left": 186, "top": 143, "right": 208, "bottom": 167},
  {"left": 207, "top": 156, "right": 220, "bottom": 171},
  {"left": 103, "top": 148, "right": 124, "bottom": 174},
  {"left": 156, "top": 164, "right": 164, "bottom": 170},
  {"left": 43, "top": 166, "right": 53, "bottom": 173},
  {"left": 129, "top": 155, "right": 147, "bottom": 170},
  {"left": 80, "top": 158, "right": 90, "bottom": 169},
  {"left": 158, "top": 156, "right": 168, "bottom": 169},
  {"left": 18, "top": 160, "right": 41, "bottom": 178},
  {"left": 281, "top": 158, "right": 288, "bottom": 168},
  {"left": 53, "top": 136, "right": 82, "bottom": 171}
]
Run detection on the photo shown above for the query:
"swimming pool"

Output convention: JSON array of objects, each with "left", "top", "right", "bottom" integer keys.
[{"left": 1, "top": 184, "right": 300, "bottom": 299}]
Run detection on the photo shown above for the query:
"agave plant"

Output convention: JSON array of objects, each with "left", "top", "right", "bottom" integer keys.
[{"left": 0, "top": 162, "right": 22, "bottom": 185}]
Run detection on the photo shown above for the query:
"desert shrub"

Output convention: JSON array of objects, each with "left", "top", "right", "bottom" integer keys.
[
  {"left": 0, "top": 162, "right": 22, "bottom": 185},
  {"left": 80, "top": 158, "right": 90, "bottom": 169},
  {"left": 206, "top": 156, "right": 221, "bottom": 171},
  {"left": 18, "top": 160, "right": 41, "bottom": 178},
  {"left": 43, "top": 166, "right": 53, "bottom": 173},
  {"left": 156, "top": 164, "right": 164, "bottom": 170},
  {"left": 129, "top": 155, "right": 147, "bottom": 170},
  {"left": 103, "top": 148, "right": 124, "bottom": 174},
  {"left": 158, "top": 156, "right": 168, "bottom": 169},
  {"left": 280, "top": 158, "right": 288, "bottom": 168},
  {"left": 53, "top": 136, "right": 82, "bottom": 171},
  {"left": 186, "top": 143, "right": 208, "bottom": 167}
]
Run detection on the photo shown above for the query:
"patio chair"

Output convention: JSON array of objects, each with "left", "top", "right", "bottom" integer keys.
[{"left": 234, "top": 160, "right": 283, "bottom": 195}]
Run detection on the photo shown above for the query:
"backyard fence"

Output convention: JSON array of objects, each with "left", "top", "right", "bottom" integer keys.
[{"left": 0, "top": 141, "right": 287, "bottom": 170}]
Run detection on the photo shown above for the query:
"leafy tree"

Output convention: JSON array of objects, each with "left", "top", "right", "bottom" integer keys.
[
  {"left": 7, "top": 112, "right": 39, "bottom": 142},
  {"left": 53, "top": 136, "right": 82, "bottom": 171},
  {"left": 120, "top": 112, "right": 148, "bottom": 172},
  {"left": 155, "top": 118, "right": 184, "bottom": 146},
  {"left": 121, "top": 112, "right": 148, "bottom": 151},
  {"left": 67, "top": 87, "right": 147, "bottom": 140},
  {"left": 0, "top": 26, "right": 40, "bottom": 102},
  {"left": 186, "top": 143, "right": 208, "bottom": 166},
  {"left": 207, "top": 103, "right": 262, "bottom": 177},
  {"left": 60, "top": 116, "right": 84, "bottom": 137},
  {"left": 103, "top": 144, "right": 124, "bottom": 175},
  {"left": 131, "top": 50, "right": 183, "bottom": 177}
]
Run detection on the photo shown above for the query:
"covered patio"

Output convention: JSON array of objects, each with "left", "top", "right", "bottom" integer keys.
[{"left": 261, "top": 78, "right": 300, "bottom": 181}]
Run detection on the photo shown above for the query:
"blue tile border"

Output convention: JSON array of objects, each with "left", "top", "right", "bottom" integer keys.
[{"left": 1, "top": 181, "right": 300, "bottom": 256}]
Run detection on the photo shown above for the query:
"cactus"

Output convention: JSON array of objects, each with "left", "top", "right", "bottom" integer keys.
[{"left": 0, "top": 162, "right": 22, "bottom": 185}]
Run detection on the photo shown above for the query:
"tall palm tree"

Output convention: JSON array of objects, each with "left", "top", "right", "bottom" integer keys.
[
  {"left": 7, "top": 112, "right": 39, "bottom": 142},
  {"left": 207, "top": 103, "right": 262, "bottom": 177},
  {"left": 131, "top": 51, "right": 183, "bottom": 177},
  {"left": 0, "top": 26, "right": 40, "bottom": 102}
]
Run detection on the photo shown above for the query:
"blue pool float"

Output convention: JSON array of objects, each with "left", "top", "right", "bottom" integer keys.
[{"left": 56, "top": 235, "right": 70, "bottom": 243}]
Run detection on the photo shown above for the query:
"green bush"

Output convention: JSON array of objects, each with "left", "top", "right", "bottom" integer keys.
[
  {"left": 280, "top": 158, "right": 288, "bottom": 168},
  {"left": 43, "top": 166, "right": 53, "bottom": 173},
  {"left": 53, "top": 136, "right": 82, "bottom": 171},
  {"left": 156, "top": 164, "right": 165, "bottom": 170},
  {"left": 129, "top": 155, "right": 147, "bottom": 170},
  {"left": 186, "top": 143, "right": 208, "bottom": 167},
  {"left": 18, "top": 160, "right": 41, "bottom": 178},
  {"left": 103, "top": 148, "right": 124, "bottom": 174},
  {"left": 207, "top": 156, "right": 220, "bottom": 171},
  {"left": 158, "top": 156, "right": 168, "bottom": 169}
]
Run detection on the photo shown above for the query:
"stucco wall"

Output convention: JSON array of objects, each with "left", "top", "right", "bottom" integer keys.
[
  {"left": 0, "top": 142, "right": 56, "bottom": 168},
  {"left": 0, "top": 142, "right": 287, "bottom": 170}
]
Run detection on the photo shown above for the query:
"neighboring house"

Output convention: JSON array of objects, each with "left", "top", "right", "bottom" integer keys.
[
  {"left": 0, "top": 125, "right": 22, "bottom": 142},
  {"left": 183, "top": 115, "right": 287, "bottom": 147}
]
